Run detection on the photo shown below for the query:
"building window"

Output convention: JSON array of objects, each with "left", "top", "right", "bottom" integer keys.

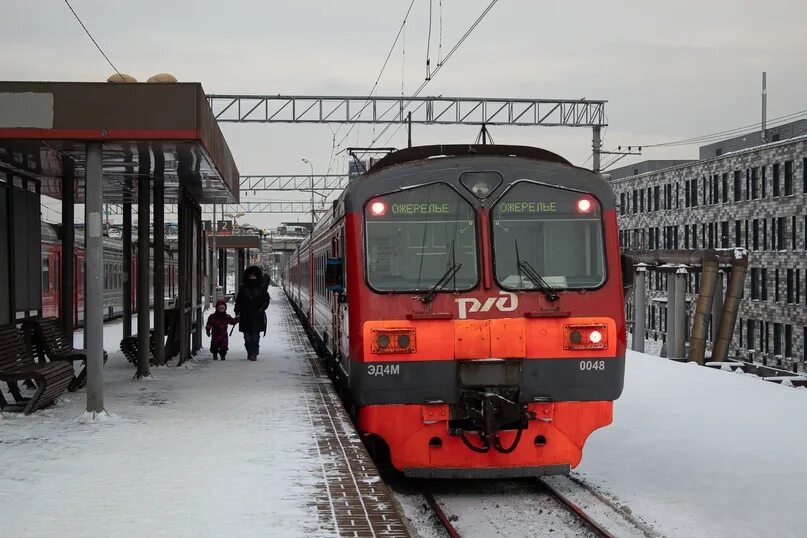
[
  {"left": 734, "top": 220, "right": 741, "bottom": 247},
  {"left": 772, "top": 163, "right": 780, "bottom": 197},
  {"left": 803, "top": 158, "right": 807, "bottom": 194},
  {"left": 722, "top": 173, "right": 728, "bottom": 203},
  {"left": 797, "top": 269, "right": 802, "bottom": 305},
  {"left": 751, "top": 268, "right": 760, "bottom": 300},
  {"left": 777, "top": 217, "right": 786, "bottom": 250},
  {"left": 752, "top": 219, "right": 759, "bottom": 251},
  {"left": 640, "top": 189, "right": 645, "bottom": 213},
  {"left": 784, "top": 160, "right": 794, "bottom": 195},
  {"left": 675, "top": 183, "right": 680, "bottom": 209},
  {"left": 633, "top": 190, "right": 638, "bottom": 214},
  {"left": 751, "top": 167, "right": 759, "bottom": 199},
  {"left": 716, "top": 148, "right": 723, "bottom": 156},
  {"left": 787, "top": 269, "right": 794, "bottom": 303},
  {"left": 746, "top": 319, "right": 755, "bottom": 350},
  {"left": 785, "top": 325, "right": 793, "bottom": 357},
  {"left": 653, "top": 185, "right": 660, "bottom": 211},
  {"left": 774, "top": 323, "right": 782, "bottom": 355},
  {"left": 619, "top": 193, "right": 626, "bottom": 215},
  {"left": 775, "top": 269, "right": 780, "bottom": 301},
  {"left": 721, "top": 221, "right": 729, "bottom": 248},
  {"left": 733, "top": 171, "right": 742, "bottom": 201},
  {"left": 746, "top": 169, "right": 751, "bottom": 201}
]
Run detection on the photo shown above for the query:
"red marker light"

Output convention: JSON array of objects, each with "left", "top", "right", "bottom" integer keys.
[
  {"left": 370, "top": 200, "right": 387, "bottom": 216},
  {"left": 576, "top": 198, "right": 593, "bottom": 213}
]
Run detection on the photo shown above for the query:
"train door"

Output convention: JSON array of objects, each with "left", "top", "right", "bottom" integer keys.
[
  {"left": 336, "top": 230, "right": 350, "bottom": 376},
  {"left": 75, "top": 250, "right": 84, "bottom": 326}
]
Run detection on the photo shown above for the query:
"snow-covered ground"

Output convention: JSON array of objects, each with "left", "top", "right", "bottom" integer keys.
[
  {"left": 0, "top": 288, "right": 336, "bottom": 538},
  {"left": 578, "top": 351, "right": 807, "bottom": 538},
  {"left": 3, "top": 295, "right": 807, "bottom": 537}
]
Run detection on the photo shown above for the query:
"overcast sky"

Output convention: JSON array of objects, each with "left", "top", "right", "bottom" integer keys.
[{"left": 4, "top": 0, "right": 806, "bottom": 228}]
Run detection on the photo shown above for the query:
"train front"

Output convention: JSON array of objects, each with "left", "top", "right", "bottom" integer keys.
[{"left": 344, "top": 146, "right": 626, "bottom": 478}]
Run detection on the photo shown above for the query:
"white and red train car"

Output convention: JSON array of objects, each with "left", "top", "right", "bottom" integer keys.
[{"left": 283, "top": 145, "right": 629, "bottom": 478}]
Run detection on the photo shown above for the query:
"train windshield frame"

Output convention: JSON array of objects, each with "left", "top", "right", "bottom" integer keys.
[
  {"left": 363, "top": 182, "right": 479, "bottom": 293},
  {"left": 491, "top": 180, "right": 607, "bottom": 291}
]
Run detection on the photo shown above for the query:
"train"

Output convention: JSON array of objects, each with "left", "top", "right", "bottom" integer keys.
[
  {"left": 283, "top": 144, "right": 629, "bottom": 478},
  {"left": 40, "top": 222, "right": 178, "bottom": 328}
]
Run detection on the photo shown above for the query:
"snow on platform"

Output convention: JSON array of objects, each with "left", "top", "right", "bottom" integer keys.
[
  {"left": 578, "top": 350, "right": 807, "bottom": 538},
  {"left": 0, "top": 289, "right": 406, "bottom": 538}
]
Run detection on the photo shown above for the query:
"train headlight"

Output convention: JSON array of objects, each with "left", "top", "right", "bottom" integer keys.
[
  {"left": 377, "top": 334, "right": 390, "bottom": 349},
  {"left": 369, "top": 199, "right": 387, "bottom": 216},
  {"left": 371, "top": 328, "right": 417, "bottom": 354},
  {"left": 563, "top": 324, "right": 608, "bottom": 350},
  {"left": 576, "top": 198, "right": 593, "bottom": 213}
]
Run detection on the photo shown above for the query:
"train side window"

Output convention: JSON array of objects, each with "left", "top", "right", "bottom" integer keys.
[{"left": 42, "top": 254, "right": 50, "bottom": 293}]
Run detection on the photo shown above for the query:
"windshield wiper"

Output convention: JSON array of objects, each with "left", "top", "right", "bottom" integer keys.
[
  {"left": 514, "top": 240, "right": 559, "bottom": 301},
  {"left": 420, "top": 263, "right": 462, "bottom": 303}
]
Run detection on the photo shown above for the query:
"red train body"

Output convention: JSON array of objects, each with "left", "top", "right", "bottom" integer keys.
[
  {"left": 283, "top": 145, "right": 627, "bottom": 478},
  {"left": 40, "top": 223, "right": 178, "bottom": 328}
]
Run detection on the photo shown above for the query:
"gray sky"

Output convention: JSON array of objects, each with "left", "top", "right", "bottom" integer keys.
[{"left": 5, "top": 0, "right": 806, "bottom": 228}]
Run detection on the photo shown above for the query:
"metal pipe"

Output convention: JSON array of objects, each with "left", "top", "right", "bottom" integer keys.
[
  {"left": 60, "top": 156, "right": 75, "bottom": 341},
  {"left": 673, "top": 266, "right": 688, "bottom": 359},
  {"left": 632, "top": 264, "right": 647, "bottom": 353},
  {"left": 211, "top": 204, "right": 217, "bottom": 298},
  {"left": 136, "top": 144, "right": 151, "bottom": 379},
  {"left": 663, "top": 271, "right": 677, "bottom": 358},
  {"left": 688, "top": 251, "right": 719, "bottom": 364},
  {"left": 152, "top": 149, "right": 166, "bottom": 366},
  {"left": 592, "top": 125, "right": 602, "bottom": 174},
  {"left": 122, "top": 157, "right": 133, "bottom": 338},
  {"left": 712, "top": 253, "right": 749, "bottom": 361},
  {"left": 712, "top": 271, "right": 724, "bottom": 346},
  {"left": 761, "top": 72, "right": 767, "bottom": 143},
  {"left": 84, "top": 142, "right": 105, "bottom": 413},
  {"left": 178, "top": 193, "right": 189, "bottom": 365}
]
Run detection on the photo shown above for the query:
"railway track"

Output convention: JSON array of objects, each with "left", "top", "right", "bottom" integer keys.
[{"left": 406, "top": 476, "right": 652, "bottom": 538}]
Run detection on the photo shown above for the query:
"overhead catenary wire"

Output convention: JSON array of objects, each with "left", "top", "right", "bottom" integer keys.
[
  {"left": 638, "top": 108, "right": 807, "bottom": 148},
  {"left": 368, "top": 0, "right": 500, "bottom": 151},
  {"left": 334, "top": 0, "right": 417, "bottom": 149},
  {"left": 63, "top": 0, "right": 122, "bottom": 78}
]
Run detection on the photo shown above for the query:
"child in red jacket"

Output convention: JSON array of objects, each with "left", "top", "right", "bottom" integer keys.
[{"left": 205, "top": 299, "right": 238, "bottom": 360}]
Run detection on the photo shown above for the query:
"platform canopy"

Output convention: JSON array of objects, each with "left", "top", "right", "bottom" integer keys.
[{"left": 0, "top": 81, "right": 239, "bottom": 203}]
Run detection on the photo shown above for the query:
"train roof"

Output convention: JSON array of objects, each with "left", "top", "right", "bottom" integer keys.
[{"left": 302, "top": 144, "right": 615, "bottom": 246}]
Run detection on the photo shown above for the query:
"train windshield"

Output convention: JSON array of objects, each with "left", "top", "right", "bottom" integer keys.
[
  {"left": 491, "top": 182, "right": 605, "bottom": 290},
  {"left": 364, "top": 183, "right": 478, "bottom": 292}
]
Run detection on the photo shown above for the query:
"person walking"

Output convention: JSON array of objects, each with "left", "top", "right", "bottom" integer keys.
[
  {"left": 234, "top": 265, "right": 271, "bottom": 361},
  {"left": 205, "top": 298, "right": 238, "bottom": 360}
]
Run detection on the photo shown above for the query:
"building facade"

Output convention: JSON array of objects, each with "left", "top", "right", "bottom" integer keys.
[{"left": 610, "top": 133, "right": 807, "bottom": 372}]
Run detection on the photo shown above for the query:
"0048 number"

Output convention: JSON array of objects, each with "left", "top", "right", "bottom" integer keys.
[{"left": 579, "top": 360, "right": 606, "bottom": 371}]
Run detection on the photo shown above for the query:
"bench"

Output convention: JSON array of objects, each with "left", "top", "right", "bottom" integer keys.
[
  {"left": 120, "top": 332, "right": 156, "bottom": 365},
  {"left": 0, "top": 324, "right": 75, "bottom": 415},
  {"left": 22, "top": 317, "right": 108, "bottom": 392}
]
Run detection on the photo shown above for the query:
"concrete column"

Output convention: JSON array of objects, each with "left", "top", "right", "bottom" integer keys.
[
  {"left": 673, "top": 266, "right": 688, "bottom": 359},
  {"left": 60, "top": 156, "right": 75, "bottom": 342},
  {"left": 632, "top": 264, "right": 647, "bottom": 353},
  {"left": 84, "top": 142, "right": 105, "bottom": 414},
  {"left": 135, "top": 145, "right": 151, "bottom": 379},
  {"left": 152, "top": 150, "right": 166, "bottom": 366}
]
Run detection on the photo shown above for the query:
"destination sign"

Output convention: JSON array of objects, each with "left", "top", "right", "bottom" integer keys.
[
  {"left": 391, "top": 202, "right": 451, "bottom": 215},
  {"left": 497, "top": 201, "right": 558, "bottom": 214}
]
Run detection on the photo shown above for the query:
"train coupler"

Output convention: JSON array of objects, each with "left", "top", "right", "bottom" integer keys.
[{"left": 451, "top": 390, "right": 535, "bottom": 454}]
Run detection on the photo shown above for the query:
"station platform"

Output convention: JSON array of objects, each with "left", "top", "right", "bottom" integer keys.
[{"left": 0, "top": 288, "right": 408, "bottom": 538}]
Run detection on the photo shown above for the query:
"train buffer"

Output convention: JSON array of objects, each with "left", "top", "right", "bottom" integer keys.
[{"left": 1, "top": 289, "right": 409, "bottom": 537}]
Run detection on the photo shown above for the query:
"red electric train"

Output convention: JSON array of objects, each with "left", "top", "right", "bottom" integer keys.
[
  {"left": 40, "top": 223, "right": 178, "bottom": 328},
  {"left": 283, "top": 145, "right": 630, "bottom": 478}
]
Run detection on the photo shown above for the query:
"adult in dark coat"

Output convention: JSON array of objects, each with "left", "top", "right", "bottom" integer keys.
[{"left": 234, "top": 265, "right": 271, "bottom": 361}]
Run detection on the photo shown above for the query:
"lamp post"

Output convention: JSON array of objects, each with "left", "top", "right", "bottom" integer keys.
[{"left": 302, "top": 158, "right": 315, "bottom": 234}]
